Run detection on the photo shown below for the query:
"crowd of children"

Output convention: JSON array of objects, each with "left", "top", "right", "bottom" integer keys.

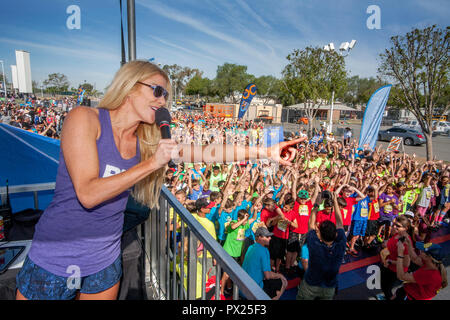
[{"left": 165, "top": 112, "right": 449, "bottom": 300}]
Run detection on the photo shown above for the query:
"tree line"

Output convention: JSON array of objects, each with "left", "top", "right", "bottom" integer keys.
[{"left": 3, "top": 25, "right": 446, "bottom": 160}]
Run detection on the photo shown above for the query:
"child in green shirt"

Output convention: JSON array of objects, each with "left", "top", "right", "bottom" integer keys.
[{"left": 220, "top": 209, "right": 257, "bottom": 296}]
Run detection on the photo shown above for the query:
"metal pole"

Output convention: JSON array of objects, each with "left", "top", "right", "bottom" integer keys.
[
  {"left": 0, "top": 60, "right": 6, "bottom": 98},
  {"left": 328, "top": 90, "right": 334, "bottom": 133},
  {"left": 127, "top": 0, "right": 136, "bottom": 61}
]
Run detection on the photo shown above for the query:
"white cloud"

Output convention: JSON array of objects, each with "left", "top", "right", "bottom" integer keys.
[
  {"left": 136, "top": 0, "right": 281, "bottom": 72},
  {"left": 0, "top": 37, "right": 118, "bottom": 62},
  {"left": 144, "top": 35, "right": 222, "bottom": 64},
  {"left": 234, "top": 0, "right": 272, "bottom": 30}
]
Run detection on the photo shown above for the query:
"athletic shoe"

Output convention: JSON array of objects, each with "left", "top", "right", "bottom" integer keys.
[
  {"left": 223, "top": 286, "right": 233, "bottom": 298},
  {"left": 376, "top": 235, "right": 384, "bottom": 243},
  {"left": 375, "top": 293, "right": 386, "bottom": 300}
]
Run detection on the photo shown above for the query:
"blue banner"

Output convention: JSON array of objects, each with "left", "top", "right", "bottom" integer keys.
[
  {"left": 238, "top": 83, "right": 257, "bottom": 119},
  {"left": 358, "top": 85, "right": 392, "bottom": 150},
  {"left": 263, "top": 126, "right": 284, "bottom": 147},
  {"left": 76, "top": 88, "right": 85, "bottom": 105}
]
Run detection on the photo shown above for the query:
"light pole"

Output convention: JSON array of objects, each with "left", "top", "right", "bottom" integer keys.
[
  {"left": 323, "top": 40, "right": 356, "bottom": 133},
  {"left": 0, "top": 60, "right": 7, "bottom": 98}
]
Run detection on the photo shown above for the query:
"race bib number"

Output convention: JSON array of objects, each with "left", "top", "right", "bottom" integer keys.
[
  {"left": 277, "top": 220, "right": 288, "bottom": 232},
  {"left": 373, "top": 202, "right": 380, "bottom": 213},
  {"left": 299, "top": 205, "right": 309, "bottom": 216},
  {"left": 360, "top": 207, "right": 369, "bottom": 218},
  {"left": 426, "top": 191, "right": 431, "bottom": 199},
  {"left": 385, "top": 204, "right": 393, "bottom": 214},
  {"left": 237, "top": 228, "right": 246, "bottom": 241},
  {"left": 252, "top": 220, "right": 265, "bottom": 234},
  {"left": 224, "top": 216, "right": 232, "bottom": 230}
]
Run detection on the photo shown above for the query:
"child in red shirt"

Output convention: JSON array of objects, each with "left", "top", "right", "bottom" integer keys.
[
  {"left": 269, "top": 198, "right": 298, "bottom": 273},
  {"left": 335, "top": 184, "right": 365, "bottom": 234}
]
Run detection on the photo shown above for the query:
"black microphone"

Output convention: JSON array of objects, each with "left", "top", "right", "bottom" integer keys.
[{"left": 155, "top": 107, "right": 176, "bottom": 169}]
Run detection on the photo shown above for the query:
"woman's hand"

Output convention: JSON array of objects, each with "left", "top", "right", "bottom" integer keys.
[
  {"left": 152, "top": 139, "right": 180, "bottom": 170},
  {"left": 268, "top": 137, "right": 306, "bottom": 166},
  {"left": 397, "top": 240, "right": 405, "bottom": 255}
]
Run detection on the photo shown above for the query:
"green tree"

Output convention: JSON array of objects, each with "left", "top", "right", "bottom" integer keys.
[
  {"left": 214, "top": 63, "right": 255, "bottom": 104},
  {"left": 43, "top": 73, "right": 70, "bottom": 94},
  {"left": 378, "top": 25, "right": 449, "bottom": 160},
  {"left": 343, "top": 76, "right": 387, "bottom": 108},
  {"left": 254, "top": 75, "right": 282, "bottom": 105},
  {"left": 162, "top": 64, "right": 202, "bottom": 99},
  {"left": 281, "top": 46, "right": 347, "bottom": 135},
  {"left": 184, "top": 75, "right": 213, "bottom": 98},
  {"left": 79, "top": 82, "right": 94, "bottom": 95}
]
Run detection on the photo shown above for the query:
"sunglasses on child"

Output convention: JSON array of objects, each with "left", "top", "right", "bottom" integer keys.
[{"left": 137, "top": 82, "right": 169, "bottom": 100}]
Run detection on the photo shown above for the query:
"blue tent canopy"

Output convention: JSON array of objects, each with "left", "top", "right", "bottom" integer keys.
[{"left": 0, "top": 123, "right": 60, "bottom": 212}]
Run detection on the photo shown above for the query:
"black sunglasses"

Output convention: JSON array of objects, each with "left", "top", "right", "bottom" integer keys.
[{"left": 137, "top": 82, "right": 169, "bottom": 100}]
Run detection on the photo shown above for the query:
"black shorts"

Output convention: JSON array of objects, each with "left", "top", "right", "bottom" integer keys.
[
  {"left": 263, "top": 278, "right": 283, "bottom": 299},
  {"left": 379, "top": 219, "right": 392, "bottom": 228},
  {"left": 287, "top": 232, "right": 300, "bottom": 253},
  {"left": 365, "top": 220, "right": 379, "bottom": 236},
  {"left": 269, "top": 236, "right": 287, "bottom": 260}
]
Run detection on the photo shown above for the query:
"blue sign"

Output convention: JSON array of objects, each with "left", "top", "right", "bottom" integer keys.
[
  {"left": 358, "top": 85, "right": 392, "bottom": 150},
  {"left": 262, "top": 126, "right": 284, "bottom": 147}
]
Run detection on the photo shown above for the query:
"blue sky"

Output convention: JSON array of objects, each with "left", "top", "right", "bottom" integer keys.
[{"left": 0, "top": 0, "right": 448, "bottom": 92}]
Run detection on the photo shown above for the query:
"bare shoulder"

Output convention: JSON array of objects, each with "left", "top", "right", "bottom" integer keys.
[
  {"left": 62, "top": 106, "right": 100, "bottom": 139},
  {"left": 67, "top": 106, "right": 99, "bottom": 120}
]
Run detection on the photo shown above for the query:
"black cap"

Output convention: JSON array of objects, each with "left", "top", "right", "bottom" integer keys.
[{"left": 195, "top": 197, "right": 210, "bottom": 210}]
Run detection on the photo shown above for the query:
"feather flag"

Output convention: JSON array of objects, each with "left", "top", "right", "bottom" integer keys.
[{"left": 238, "top": 83, "right": 257, "bottom": 119}]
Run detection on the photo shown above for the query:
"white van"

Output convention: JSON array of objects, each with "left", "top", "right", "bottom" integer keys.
[
  {"left": 432, "top": 121, "right": 450, "bottom": 135},
  {"left": 399, "top": 120, "right": 421, "bottom": 131}
]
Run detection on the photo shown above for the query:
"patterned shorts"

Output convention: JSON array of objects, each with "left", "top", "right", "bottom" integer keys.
[
  {"left": 16, "top": 255, "right": 122, "bottom": 300},
  {"left": 351, "top": 220, "right": 368, "bottom": 237}
]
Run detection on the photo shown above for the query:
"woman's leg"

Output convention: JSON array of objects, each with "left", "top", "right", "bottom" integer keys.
[
  {"left": 16, "top": 289, "right": 28, "bottom": 300},
  {"left": 380, "top": 266, "right": 397, "bottom": 300},
  {"left": 77, "top": 281, "right": 120, "bottom": 300}
]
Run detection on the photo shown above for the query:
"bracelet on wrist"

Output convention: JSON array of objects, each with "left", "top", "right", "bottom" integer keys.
[{"left": 397, "top": 256, "right": 404, "bottom": 259}]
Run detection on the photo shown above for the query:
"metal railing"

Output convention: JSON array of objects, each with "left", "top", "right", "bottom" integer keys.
[
  {"left": 1, "top": 182, "right": 269, "bottom": 300},
  {"left": 0, "top": 182, "right": 56, "bottom": 209},
  {"left": 143, "top": 185, "right": 270, "bottom": 300}
]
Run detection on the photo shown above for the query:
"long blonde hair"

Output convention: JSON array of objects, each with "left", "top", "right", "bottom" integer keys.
[{"left": 99, "top": 60, "right": 172, "bottom": 209}]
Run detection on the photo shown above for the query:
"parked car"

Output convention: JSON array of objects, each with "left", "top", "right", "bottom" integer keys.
[
  {"left": 378, "top": 127, "right": 426, "bottom": 146},
  {"left": 396, "top": 120, "right": 421, "bottom": 131},
  {"left": 432, "top": 121, "right": 450, "bottom": 136}
]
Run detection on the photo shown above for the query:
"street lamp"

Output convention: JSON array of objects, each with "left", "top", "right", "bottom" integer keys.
[
  {"left": 0, "top": 60, "right": 7, "bottom": 98},
  {"left": 323, "top": 40, "right": 357, "bottom": 133}
]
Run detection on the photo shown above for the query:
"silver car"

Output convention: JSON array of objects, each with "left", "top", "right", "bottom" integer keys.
[{"left": 378, "top": 127, "right": 426, "bottom": 146}]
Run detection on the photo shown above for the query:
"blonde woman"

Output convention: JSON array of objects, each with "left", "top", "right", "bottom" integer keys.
[{"left": 16, "top": 60, "right": 304, "bottom": 300}]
